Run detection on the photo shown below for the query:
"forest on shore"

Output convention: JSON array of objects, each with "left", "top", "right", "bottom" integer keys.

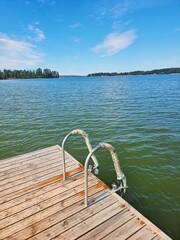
[
  {"left": 87, "top": 68, "right": 180, "bottom": 77},
  {"left": 1, "top": 67, "right": 180, "bottom": 79},
  {"left": 0, "top": 68, "right": 59, "bottom": 79}
]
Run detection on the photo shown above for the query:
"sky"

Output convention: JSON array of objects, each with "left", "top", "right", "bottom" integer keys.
[{"left": 0, "top": 0, "right": 180, "bottom": 75}]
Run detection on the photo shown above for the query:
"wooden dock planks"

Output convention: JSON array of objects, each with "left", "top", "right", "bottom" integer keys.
[{"left": 0, "top": 145, "right": 172, "bottom": 239}]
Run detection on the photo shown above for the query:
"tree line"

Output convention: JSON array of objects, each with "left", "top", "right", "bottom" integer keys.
[
  {"left": 0, "top": 68, "right": 59, "bottom": 79},
  {"left": 87, "top": 68, "right": 180, "bottom": 77}
]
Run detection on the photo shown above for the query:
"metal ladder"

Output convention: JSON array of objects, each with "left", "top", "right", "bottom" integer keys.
[{"left": 62, "top": 129, "right": 127, "bottom": 206}]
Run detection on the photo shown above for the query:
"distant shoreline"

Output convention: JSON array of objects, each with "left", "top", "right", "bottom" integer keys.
[
  {"left": 1, "top": 73, "right": 180, "bottom": 81},
  {"left": 0, "top": 67, "right": 180, "bottom": 80},
  {"left": 0, "top": 68, "right": 59, "bottom": 80},
  {"left": 87, "top": 67, "right": 180, "bottom": 77}
]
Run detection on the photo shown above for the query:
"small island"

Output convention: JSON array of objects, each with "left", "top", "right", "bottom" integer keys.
[
  {"left": 0, "top": 68, "right": 59, "bottom": 80},
  {"left": 87, "top": 67, "right": 180, "bottom": 77}
]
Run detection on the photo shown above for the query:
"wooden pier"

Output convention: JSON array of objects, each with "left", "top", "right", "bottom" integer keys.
[{"left": 0, "top": 145, "right": 171, "bottom": 239}]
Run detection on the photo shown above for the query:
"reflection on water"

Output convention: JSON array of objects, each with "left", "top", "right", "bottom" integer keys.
[{"left": 0, "top": 74, "right": 179, "bottom": 239}]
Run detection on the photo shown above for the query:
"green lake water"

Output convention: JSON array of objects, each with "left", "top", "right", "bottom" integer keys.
[{"left": 0, "top": 75, "right": 179, "bottom": 239}]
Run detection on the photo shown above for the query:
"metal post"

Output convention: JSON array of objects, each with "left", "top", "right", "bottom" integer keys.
[
  {"left": 62, "top": 132, "right": 71, "bottom": 180},
  {"left": 85, "top": 145, "right": 101, "bottom": 207},
  {"left": 62, "top": 129, "right": 99, "bottom": 180},
  {"left": 84, "top": 142, "right": 127, "bottom": 207}
]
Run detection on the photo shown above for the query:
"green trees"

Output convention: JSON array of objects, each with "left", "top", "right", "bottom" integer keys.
[
  {"left": 0, "top": 68, "right": 59, "bottom": 79},
  {"left": 87, "top": 68, "right": 180, "bottom": 77},
  {"left": 36, "top": 68, "right": 43, "bottom": 78}
]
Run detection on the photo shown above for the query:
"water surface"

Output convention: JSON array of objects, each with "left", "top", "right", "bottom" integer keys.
[{"left": 0, "top": 75, "right": 179, "bottom": 239}]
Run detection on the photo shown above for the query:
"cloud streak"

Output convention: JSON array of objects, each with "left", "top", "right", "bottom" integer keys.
[
  {"left": 0, "top": 33, "right": 43, "bottom": 68},
  {"left": 92, "top": 30, "right": 137, "bottom": 56},
  {"left": 93, "top": 0, "right": 130, "bottom": 23},
  {"left": 37, "top": 0, "right": 55, "bottom": 5},
  {"left": 69, "top": 23, "right": 83, "bottom": 29},
  {"left": 28, "top": 24, "right": 45, "bottom": 42}
]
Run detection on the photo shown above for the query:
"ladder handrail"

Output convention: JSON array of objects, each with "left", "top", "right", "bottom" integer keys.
[
  {"left": 85, "top": 142, "right": 127, "bottom": 207},
  {"left": 62, "top": 129, "right": 99, "bottom": 180}
]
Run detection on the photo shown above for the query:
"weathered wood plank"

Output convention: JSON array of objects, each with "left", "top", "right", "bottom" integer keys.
[
  {"left": 0, "top": 145, "right": 58, "bottom": 166},
  {"left": 0, "top": 150, "right": 69, "bottom": 174},
  {"left": 0, "top": 174, "right": 98, "bottom": 230},
  {"left": 0, "top": 165, "right": 78, "bottom": 198},
  {"left": 53, "top": 201, "right": 125, "bottom": 240},
  {"left": 29, "top": 193, "right": 119, "bottom": 240},
  {"left": 0, "top": 160, "right": 75, "bottom": 191},
  {"left": 0, "top": 172, "right": 89, "bottom": 212},
  {"left": 9, "top": 189, "right": 108, "bottom": 240},
  {"left": 152, "top": 236, "right": 166, "bottom": 240},
  {"left": 0, "top": 154, "right": 62, "bottom": 182},
  {"left": 127, "top": 226, "right": 157, "bottom": 240},
  {"left": 0, "top": 164, "right": 83, "bottom": 204},
  {"left": 0, "top": 174, "right": 95, "bottom": 220},
  {"left": 0, "top": 161, "right": 75, "bottom": 191},
  {"left": 2, "top": 186, "right": 105, "bottom": 239},
  {"left": 78, "top": 208, "right": 134, "bottom": 240},
  {"left": 102, "top": 218, "right": 145, "bottom": 240},
  {"left": 0, "top": 149, "right": 65, "bottom": 169},
  {"left": 109, "top": 192, "right": 172, "bottom": 240},
  {"left": 0, "top": 151, "right": 75, "bottom": 184}
]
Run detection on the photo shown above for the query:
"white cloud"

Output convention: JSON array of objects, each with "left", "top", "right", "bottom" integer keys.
[
  {"left": 94, "top": 0, "right": 164, "bottom": 24},
  {"left": 37, "top": 0, "right": 55, "bottom": 5},
  {"left": 92, "top": 30, "right": 137, "bottom": 56},
  {"left": 94, "top": 0, "right": 130, "bottom": 23},
  {"left": 108, "top": 0, "right": 158, "bottom": 18},
  {"left": 111, "top": 1, "right": 130, "bottom": 19},
  {"left": 28, "top": 24, "right": 45, "bottom": 42},
  {"left": 0, "top": 33, "right": 43, "bottom": 68},
  {"left": 69, "top": 23, "right": 83, "bottom": 29}
]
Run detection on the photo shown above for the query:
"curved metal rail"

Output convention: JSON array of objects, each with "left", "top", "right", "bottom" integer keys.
[
  {"left": 62, "top": 129, "right": 99, "bottom": 180},
  {"left": 84, "top": 142, "right": 127, "bottom": 206}
]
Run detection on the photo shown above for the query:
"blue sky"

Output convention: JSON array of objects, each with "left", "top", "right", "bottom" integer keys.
[{"left": 0, "top": 0, "right": 179, "bottom": 75}]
